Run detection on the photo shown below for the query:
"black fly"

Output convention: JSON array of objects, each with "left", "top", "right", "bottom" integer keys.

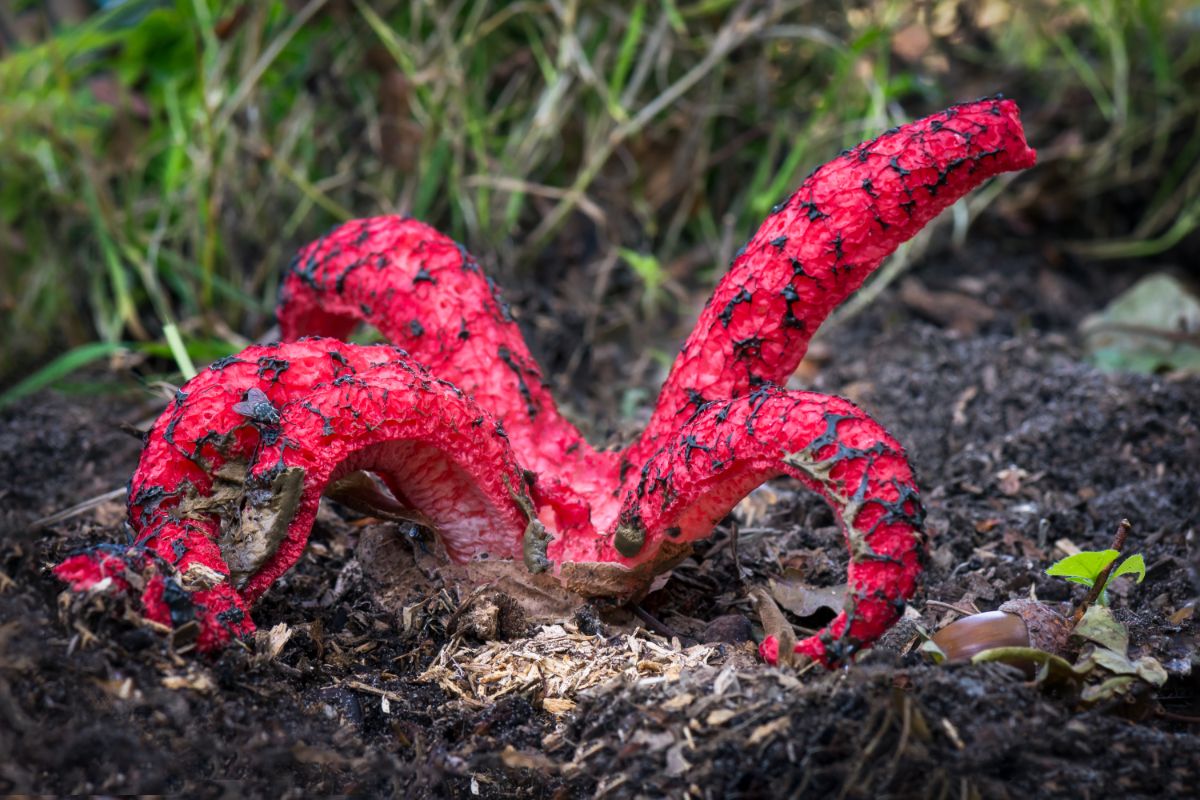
[{"left": 233, "top": 387, "right": 281, "bottom": 426}]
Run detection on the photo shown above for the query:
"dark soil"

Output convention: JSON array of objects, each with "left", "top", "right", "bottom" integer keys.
[{"left": 1, "top": 239, "right": 1198, "bottom": 798}]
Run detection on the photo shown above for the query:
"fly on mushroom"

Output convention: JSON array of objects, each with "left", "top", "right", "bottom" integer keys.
[
  {"left": 56, "top": 97, "right": 1037, "bottom": 667},
  {"left": 233, "top": 387, "right": 281, "bottom": 427}
]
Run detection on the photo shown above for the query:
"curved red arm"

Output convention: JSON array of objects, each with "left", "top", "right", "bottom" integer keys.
[
  {"left": 59, "top": 339, "right": 504, "bottom": 650},
  {"left": 237, "top": 361, "right": 533, "bottom": 604},
  {"left": 621, "top": 97, "right": 1036, "bottom": 482},
  {"left": 276, "top": 216, "right": 616, "bottom": 491},
  {"left": 592, "top": 387, "right": 924, "bottom": 667}
]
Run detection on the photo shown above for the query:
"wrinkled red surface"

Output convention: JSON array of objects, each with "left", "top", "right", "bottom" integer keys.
[
  {"left": 277, "top": 216, "right": 620, "bottom": 505},
  {"left": 239, "top": 360, "right": 532, "bottom": 604},
  {"left": 605, "top": 389, "right": 923, "bottom": 665},
  {"left": 54, "top": 545, "right": 247, "bottom": 651},
  {"left": 56, "top": 98, "right": 1035, "bottom": 665},
  {"left": 63, "top": 340, "right": 444, "bottom": 648},
  {"left": 128, "top": 340, "right": 414, "bottom": 580}
]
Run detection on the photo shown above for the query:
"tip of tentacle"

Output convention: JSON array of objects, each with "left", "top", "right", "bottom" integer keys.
[
  {"left": 993, "top": 97, "right": 1038, "bottom": 169},
  {"left": 53, "top": 545, "right": 254, "bottom": 653},
  {"left": 759, "top": 634, "right": 780, "bottom": 665}
]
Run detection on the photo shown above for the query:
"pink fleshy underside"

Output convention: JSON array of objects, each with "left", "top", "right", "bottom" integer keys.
[{"left": 55, "top": 98, "right": 1035, "bottom": 664}]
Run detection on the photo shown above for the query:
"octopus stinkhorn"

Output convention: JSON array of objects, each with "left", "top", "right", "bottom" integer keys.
[{"left": 56, "top": 97, "right": 1036, "bottom": 666}]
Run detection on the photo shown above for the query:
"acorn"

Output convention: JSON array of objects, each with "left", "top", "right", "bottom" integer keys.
[{"left": 931, "top": 599, "right": 1074, "bottom": 664}]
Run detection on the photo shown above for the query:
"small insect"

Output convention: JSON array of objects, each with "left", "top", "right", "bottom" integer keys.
[
  {"left": 233, "top": 387, "right": 281, "bottom": 426},
  {"left": 399, "top": 521, "right": 431, "bottom": 556}
]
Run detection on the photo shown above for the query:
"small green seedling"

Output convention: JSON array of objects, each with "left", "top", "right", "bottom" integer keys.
[{"left": 1045, "top": 549, "right": 1146, "bottom": 605}]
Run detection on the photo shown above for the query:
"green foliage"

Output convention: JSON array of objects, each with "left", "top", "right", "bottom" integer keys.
[
  {"left": 1045, "top": 549, "right": 1146, "bottom": 605},
  {"left": 0, "top": 0, "right": 1196, "bottom": 401},
  {"left": 619, "top": 247, "right": 666, "bottom": 312},
  {"left": 0, "top": 342, "right": 130, "bottom": 409}
]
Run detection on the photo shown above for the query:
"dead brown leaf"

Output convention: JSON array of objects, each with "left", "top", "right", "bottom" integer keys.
[
  {"left": 899, "top": 277, "right": 997, "bottom": 335},
  {"left": 1001, "top": 529, "right": 1046, "bottom": 560},
  {"left": 769, "top": 571, "right": 844, "bottom": 618}
]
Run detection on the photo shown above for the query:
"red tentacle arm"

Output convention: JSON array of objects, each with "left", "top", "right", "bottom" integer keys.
[
  {"left": 237, "top": 362, "right": 538, "bottom": 604},
  {"left": 56, "top": 339, "right": 416, "bottom": 650},
  {"left": 276, "top": 216, "right": 616, "bottom": 494},
  {"left": 587, "top": 387, "right": 925, "bottom": 668},
  {"left": 54, "top": 543, "right": 250, "bottom": 653},
  {"left": 622, "top": 97, "right": 1036, "bottom": 476}
]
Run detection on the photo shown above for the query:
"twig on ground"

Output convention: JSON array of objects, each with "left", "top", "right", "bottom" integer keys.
[
  {"left": 629, "top": 603, "right": 681, "bottom": 640},
  {"left": 33, "top": 486, "right": 127, "bottom": 527}
]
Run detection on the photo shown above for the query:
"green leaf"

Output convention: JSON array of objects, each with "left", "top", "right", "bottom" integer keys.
[
  {"left": 1133, "top": 655, "right": 1168, "bottom": 686},
  {"left": 1095, "top": 553, "right": 1147, "bottom": 604},
  {"left": 919, "top": 637, "right": 947, "bottom": 664},
  {"left": 1080, "top": 274, "right": 1200, "bottom": 375},
  {"left": 620, "top": 248, "right": 663, "bottom": 286},
  {"left": 1072, "top": 606, "right": 1129, "bottom": 653},
  {"left": 1045, "top": 549, "right": 1119, "bottom": 582},
  {"left": 1084, "top": 645, "right": 1139, "bottom": 676},
  {"left": 1080, "top": 675, "right": 1138, "bottom": 703},
  {"left": 1108, "top": 554, "right": 1146, "bottom": 585},
  {"left": 970, "top": 646, "right": 1083, "bottom": 684}
]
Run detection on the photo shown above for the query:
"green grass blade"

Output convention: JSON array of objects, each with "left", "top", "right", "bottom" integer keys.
[
  {"left": 1052, "top": 31, "right": 1115, "bottom": 121},
  {"left": 162, "top": 322, "right": 197, "bottom": 380},
  {"left": 0, "top": 342, "right": 128, "bottom": 409},
  {"left": 609, "top": 0, "right": 646, "bottom": 102},
  {"left": 414, "top": 140, "right": 452, "bottom": 220}
]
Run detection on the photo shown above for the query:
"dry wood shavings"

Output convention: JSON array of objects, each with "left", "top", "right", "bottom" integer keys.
[
  {"left": 161, "top": 667, "right": 216, "bottom": 693},
  {"left": 415, "top": 622, "right": 723, "bottom": 713}
]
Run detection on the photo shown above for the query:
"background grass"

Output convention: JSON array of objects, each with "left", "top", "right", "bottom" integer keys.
[{"left": 1, "top": 0, "right": 1197, "bottom": 406}]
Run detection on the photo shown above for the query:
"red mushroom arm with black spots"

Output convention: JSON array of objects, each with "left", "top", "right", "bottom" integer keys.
[
  {"left": 622, "top": 97, "right": 1037, "bottom": 476},
  {"left": 56, "top": 339, "right": 417, "bottom": 651},
  {"left": 236, "top": 362, "right": 537, "bottom": 604},
  {"left": 596, "top": 387, "right": 924, "bottom": 668},
  {"left": 276, "top": 216, "right": 615, "bottom": 494}
]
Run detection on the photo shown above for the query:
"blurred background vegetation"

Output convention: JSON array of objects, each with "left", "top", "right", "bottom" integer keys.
[{"left": 1, "top": 0, "right": 1197, "bottom": 407}]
